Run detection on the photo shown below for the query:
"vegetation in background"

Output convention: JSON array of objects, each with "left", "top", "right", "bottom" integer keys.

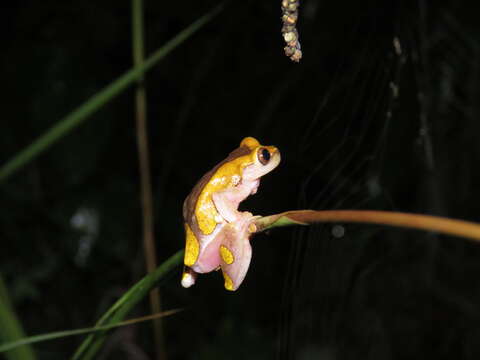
[{"left": 2, "top": 1, "right": 480, "bottom": 359}]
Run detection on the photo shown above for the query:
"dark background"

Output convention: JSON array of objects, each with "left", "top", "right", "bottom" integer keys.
[{"left": 2, "top": 0, "right": 480, "bottom": 359}]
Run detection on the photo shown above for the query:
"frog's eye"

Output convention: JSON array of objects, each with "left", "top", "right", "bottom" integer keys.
[{"left": 257, "top": 148, "right": 271, "bottom": 165}]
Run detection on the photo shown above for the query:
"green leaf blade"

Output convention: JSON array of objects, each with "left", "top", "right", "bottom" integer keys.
[
  {"left": 0, "top": 3, "right": 224, "bottom": 183},
  {"left": 0, "top": 275, "right": 37, "bottom": 360},
  {"left": 71, "top": 250, "right": 183, "bottom": 360}
]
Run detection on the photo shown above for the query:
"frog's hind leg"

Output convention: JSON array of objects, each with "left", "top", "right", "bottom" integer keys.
[
  {"left": 218, "top": 217, "right": 255, "bottom": 291},
  {"left": 181, "top": 266, "right": 197, "bottom": 288}
]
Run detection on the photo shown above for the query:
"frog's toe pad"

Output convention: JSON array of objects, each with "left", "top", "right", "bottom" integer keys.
[
  {"left": 181, "top": 272, "right": 196, "bottom": 288},
  {"left": 222, "top": 270, "right": 235, "bottom": 291}
]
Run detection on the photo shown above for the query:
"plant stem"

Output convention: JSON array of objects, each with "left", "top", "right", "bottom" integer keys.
[
  {"left": 256, "top": 209, "right": 480, "bottom": 242},
  {"left": 132, "top": 0, "right": 166, "bottom": 358}
]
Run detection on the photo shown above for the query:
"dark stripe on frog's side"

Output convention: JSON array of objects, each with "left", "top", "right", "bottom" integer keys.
[{"left": 182, "top": 145, "right": 252, "bottom": 230}]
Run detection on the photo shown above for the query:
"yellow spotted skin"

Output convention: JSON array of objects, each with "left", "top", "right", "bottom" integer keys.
[
  {"left": 181, "top": 137, "right": 281, "bottom": 291},
  {"left": 222, "top": 271, "right": 234, "bottom": 291},
  {"left": 195, "top": 137, "right": 265, "bottom": 235},
  {"left": 184, "top": 223, "right": 200, "bottom": 266},
  {"left": 220, "top": 245, "right": 234, "bottom": 265}
]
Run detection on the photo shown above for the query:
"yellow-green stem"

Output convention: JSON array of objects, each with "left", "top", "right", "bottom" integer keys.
[{"left": 256, "top": 210, "right": 480, "bottom": 242}]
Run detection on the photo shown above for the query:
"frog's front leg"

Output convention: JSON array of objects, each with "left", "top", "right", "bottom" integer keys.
[{"left": 212, "top": 179, "right": 260, "bottom": 223}]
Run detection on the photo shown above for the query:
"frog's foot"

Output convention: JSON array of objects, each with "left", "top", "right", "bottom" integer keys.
[
  {"left": 181, "top": 267, "right": 197, "bottom": 288},
  {"left": 241, "top": 211, "right": 253, "bottom": 218},
  {"left": 238, "top": 212, "right": 258, "bottom": 233}
]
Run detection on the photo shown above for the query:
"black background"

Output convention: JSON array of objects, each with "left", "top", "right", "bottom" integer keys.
[{"left": 2, "top": 1, "right": 480, "bottom": 359}]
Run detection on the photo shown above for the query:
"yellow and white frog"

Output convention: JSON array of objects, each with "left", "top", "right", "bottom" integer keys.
[{"left": 181, "top": 137, "right": 281, "bottom": 291}]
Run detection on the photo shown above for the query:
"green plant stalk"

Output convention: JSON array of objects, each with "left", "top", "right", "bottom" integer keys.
[
  {"left": 71, "top": 250, "right": 183, "bottom": 360},
  {"left": 0, "top": 274, "right": 36, "bottom": 360},
  {"left": 0, "top": 3, "right": 224, "bottom": 183},
  {"left": 132, "top": 0, "right": 166, "bottom": 358},
  {"left": 0, "top": 310, "right": 180, "bottom": 353},
  {"left": 255, "top": 210, "right": 480, "bottom": 242}
]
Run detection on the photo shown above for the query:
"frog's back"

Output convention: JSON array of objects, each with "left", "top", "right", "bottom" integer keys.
[{"left": 183, "top": 145, "right": 251, "bottom": 234}]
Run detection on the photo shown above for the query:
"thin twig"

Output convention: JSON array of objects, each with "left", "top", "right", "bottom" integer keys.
[
  {"left": 255, "top": 209, "right": 480, "bottom": 242},
  {"left": 132, "top": 0, "right": 166, "bottom": 358}
]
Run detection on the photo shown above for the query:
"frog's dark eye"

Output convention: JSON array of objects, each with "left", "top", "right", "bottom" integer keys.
[{"left": 258, "top": 148, "right": 271, "bottom": 165}]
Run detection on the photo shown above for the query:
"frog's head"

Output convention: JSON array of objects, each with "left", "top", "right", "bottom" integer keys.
[{"left": 240, "top": 137, "right": 281, "bottom": 181}]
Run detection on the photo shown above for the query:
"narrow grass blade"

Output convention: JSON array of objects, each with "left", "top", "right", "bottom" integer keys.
[
  {"left": 0, "top": 3, "right": 224, "bottom": 183},
  {"left": 71, "top": 250, "right": 183, "bottom": 360},
  {"left": 0, "top": 310, "right": 181, "bottom": 353},
  {"left": 0, "top": 274, "right": 36, "bottom": 360}
]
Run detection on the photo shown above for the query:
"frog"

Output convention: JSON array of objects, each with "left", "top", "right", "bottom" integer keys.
[{"left": 181, "top": 137, "right": 281, "bottom": 291}]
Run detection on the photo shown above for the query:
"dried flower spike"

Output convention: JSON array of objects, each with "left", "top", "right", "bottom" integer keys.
[{"left": 281, "top": 0, "right": 302, "bottom": 62}]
